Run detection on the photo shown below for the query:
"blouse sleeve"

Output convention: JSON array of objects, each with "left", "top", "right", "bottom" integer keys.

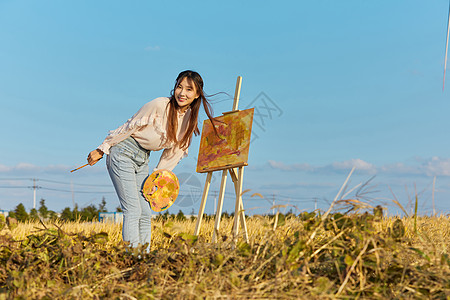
[
  {"left": 154, "top": 146, "right": 188, "bottom": 171},
  {"left": 97, "top": 99, "right": 165, "bottom": 155}
]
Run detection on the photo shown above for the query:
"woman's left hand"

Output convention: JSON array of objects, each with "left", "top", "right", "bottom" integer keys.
[{"left": 146, "top": 185, "right": 158, "bottom": 196}]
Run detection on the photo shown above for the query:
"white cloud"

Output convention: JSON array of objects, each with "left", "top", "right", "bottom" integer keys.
[
  {"left": 380, "top": 162, "right": 421, "bottom": 175},
  {"left": 420, "top": 156, "right": 450, "bottom": 176},
  {"left": 263, "top": 157, "right": 450, "bottom": 178},
  {"left": 329, "top": 159, "right": 376, "bottom": 173},
  {"left": 268, "top": 158, "right": 377, "bottom": 174},
  {"left": 145, "top": 45, "right": 160, "bottom": 51},
  {"left": 0, "top": 165, "right": 11, "bottom": 172},
  {"left": 16, "top": 163, "right": 40, "bottom": 171},
  {"left": 0, "top": 163, "right": 76, "bottom": 175},
  {"left": 267, "top": 160, "right": 313, "bottom": 171},
  {"left": 260, "top": 181, "right": 335, "bottom": 190}
]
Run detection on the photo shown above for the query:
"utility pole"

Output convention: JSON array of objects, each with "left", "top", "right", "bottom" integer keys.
[
  {"left": 314, "top": 198, "right": 318, "bottom": 211},
  {"left": 71, "top": 179, "right": 75, "bottom": 209},
  {"left": 31, "top": 178, "right": 40, "bottom": 209}
]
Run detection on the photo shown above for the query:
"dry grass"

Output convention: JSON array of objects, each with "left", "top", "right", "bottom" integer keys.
[{"left": 0, "top": 211, "right": 449, "bottom": 299}]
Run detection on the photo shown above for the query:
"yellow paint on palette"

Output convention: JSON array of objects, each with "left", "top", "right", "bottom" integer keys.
[
  {"left": 197, "top": 108, "right": 254, "bottom": 173},
  {"left": 143, "top": 169, "right": 179, "bottom": 212}
]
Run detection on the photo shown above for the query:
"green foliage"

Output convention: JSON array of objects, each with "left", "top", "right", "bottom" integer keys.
[
  {"left": 0, "top": 214, "right": 5, "bottom": 231},
  {"left": 6, "top": 217, "right": 17, "bottom": 230},
  {"left": 99, "top": 197, "right": 107, "bottom": 213},
  {"left": 390, "top": 218, "right": 406, "bottom": 240},
  {"left": 29, "top": 208, "right": 39, "bottom": 221},
  {"left": 80, "top": 204, "right": 99, "bottom": 221},
  {"left": 3, "top": 199, "right": 112, "bottom": 223},
  {"left": 48, "top": 210, "right": 58, "bottom": 221},
  {"left": 373, "top": 205, "right": 383, "bottom": 221},
  {"left": 0, "top": 212, "right": 449, "bottom": 299},
  {"left": 13, "top": 203, "right": 28, "bottom": 222},
  {"left": 0, "top": 196, "right": 448, "bottom": 299},
  {"left": 38, "top": 198, "right": 49, "bottom": 219},
  {"left": 158, "top": 210, "right": 171, "bottom": 221},
  {"left": 276, "top": 213, "right": 286, "bottom": 227},
  {"left": 176, "top": 210, "right": 186, "bottom": 221},
  {"left": 7, "top": 211, "right": 16, "bottom": 219},
  {"left": 60, "top": 207, "right": 73, "bottom": 221}
]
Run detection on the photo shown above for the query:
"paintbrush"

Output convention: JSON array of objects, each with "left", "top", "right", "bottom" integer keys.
[{"left": 70, "top": 164, "right": 89, "bottom": 173}]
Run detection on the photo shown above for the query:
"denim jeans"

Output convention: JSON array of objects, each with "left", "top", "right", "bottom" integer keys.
[{"left": 106, "top": 137, "right": 152, "bottom": 249}]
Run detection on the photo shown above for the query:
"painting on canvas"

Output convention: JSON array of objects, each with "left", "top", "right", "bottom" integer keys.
[{"left": 196, "top": 108, "right": 254, "bottom": 173}]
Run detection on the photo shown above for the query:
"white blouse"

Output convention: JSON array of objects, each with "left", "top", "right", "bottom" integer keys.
[{"left": 97, "top": 97, "right": 191, "bottom": 171}]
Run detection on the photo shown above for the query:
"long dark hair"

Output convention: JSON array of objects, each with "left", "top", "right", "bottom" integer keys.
[{"left": 166, "top": 70, "right": 217, "bottom": 150}]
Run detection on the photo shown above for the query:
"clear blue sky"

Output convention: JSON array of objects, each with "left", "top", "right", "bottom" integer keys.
[{"left": 1, "top": 0, "right": 449, "bottom": 216}]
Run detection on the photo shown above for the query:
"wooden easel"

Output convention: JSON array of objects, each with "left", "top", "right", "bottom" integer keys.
[{"left": 194, "top": 76, "right": 250, "bottom": 243}]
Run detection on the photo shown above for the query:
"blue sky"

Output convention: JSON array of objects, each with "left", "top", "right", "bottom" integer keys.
[{"left": 1, "top": 0, "right": 450, "bottom": 216}]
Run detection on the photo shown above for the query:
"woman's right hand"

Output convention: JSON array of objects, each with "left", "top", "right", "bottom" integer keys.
[{"left": 87, "top": 149, "right": 104, "bottom": 166}]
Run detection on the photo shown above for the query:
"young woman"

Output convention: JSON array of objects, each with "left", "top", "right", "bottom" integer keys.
[{"left": 87, "top": 70, "right": 216, "bottom": 249}]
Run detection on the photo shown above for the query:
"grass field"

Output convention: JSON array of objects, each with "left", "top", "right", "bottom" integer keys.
[{"left": 1, "top": 209, "right": 449, "bottom": 299}]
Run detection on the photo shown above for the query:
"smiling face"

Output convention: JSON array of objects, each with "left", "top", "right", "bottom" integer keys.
[{"left": 174, "top": 77, "right": 199, "bottom": 111}]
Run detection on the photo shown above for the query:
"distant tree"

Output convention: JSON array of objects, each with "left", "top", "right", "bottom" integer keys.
[
  {"left": 29, "top": 208, "right": 39, "bottom": 221},
  {"left": 38, "top": 198, "right": 49, "bottom": 219},
  {"left": 80, "top": 204, "right": 98, "bottom": 221},
  {"left": 14, "top": 203, "right": 29, "bottom": 222},
  {"left": 99, "top": 197, "right": 108, "bottom": 212},
  {"left": 60, "top": 207, "right": 74, "bottom": 221},
  {"left": 176, "top": 210, "right": 186, "bottom": 221},
  {"left": 116, "top": 206, "right": 123, "bottom": 213},
  {"left": 6, "top": 217, "right": 18, "bottom": 230},
  {"left": 286, "top": 209, "right": 295, "bottom": 219},
  {"left": 160, "top": 210, "right": 170, "bottom": 221},
  {"left": 48, "top": 210, "right": 58, "bottom": 221},
  {"left": 73, "top": 204, "right": 80, "bottom": 221},
  {"left": 0, "top": 214, "right": 6, "bottom": 230},
  {"left": 7, "top": 211, "right": 16, "bottom": 219}
]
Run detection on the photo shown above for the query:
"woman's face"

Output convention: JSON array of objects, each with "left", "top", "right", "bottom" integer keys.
[{"left": 174, "top": 77, "right": 199, "bottom": 110}]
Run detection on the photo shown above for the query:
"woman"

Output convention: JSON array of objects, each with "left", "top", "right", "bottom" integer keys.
[{"left": 87, "top": 70, "right": 216, "bottom": 249}]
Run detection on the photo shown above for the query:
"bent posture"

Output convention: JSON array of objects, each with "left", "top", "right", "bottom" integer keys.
[{"left": 88, "top": 70, "right": 216, "bottom": 248}]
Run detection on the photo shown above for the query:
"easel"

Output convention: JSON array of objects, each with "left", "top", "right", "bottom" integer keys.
[{"left": 194, "top": 76, "right": 250, "bottom": 243}]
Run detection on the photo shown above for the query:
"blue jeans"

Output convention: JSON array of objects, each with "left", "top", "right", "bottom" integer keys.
[{"left": 106, "top": 137, "right": 152, "bottom": 249}]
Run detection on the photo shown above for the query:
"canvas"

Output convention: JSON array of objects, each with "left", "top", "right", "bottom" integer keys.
[{"left": 196, "top": 108, "right": 254, "bottom": 173}]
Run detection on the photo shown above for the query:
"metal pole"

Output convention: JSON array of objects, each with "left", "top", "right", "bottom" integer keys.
[{"left": 33, "top": 179, "right": 37, "bottom": 209}]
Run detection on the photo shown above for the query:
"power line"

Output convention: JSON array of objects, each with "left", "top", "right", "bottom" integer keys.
[
  {"left": 0, "top": 178, "right": 34, "bottom": 181},
  {"left": 39, "top": 178, "right": 111, "bottom": 187},
  {"left": 0, "top": 186, "right": 29, "bottom": 188},
  {"left": 0, "top": 184, "right": 114, "bottom": 194},
  {"left": 0, "top": 177, "right": 111, "bottom": 187},
  {"left": 40, "top": 187, "right": 115, "bottom": 194}
]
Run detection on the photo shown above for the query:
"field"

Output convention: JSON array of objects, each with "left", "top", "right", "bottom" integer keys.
[{"left": 0, "top": 209, "right": 449, "bottom": 299}]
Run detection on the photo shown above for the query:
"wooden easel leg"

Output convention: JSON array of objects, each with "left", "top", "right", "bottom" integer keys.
[
  {"left": 232, "top": 167, "right": 248, "bottom": 243},
  {"left": 194, "top": 172, "right": 212, "bottom": 236},
  {"left": 239, "top": 198, "right": 249, "bottom": 243},
  {"left": 212, "top": 170, "right": 227, "bottom": 243},
  {"left": 228, "top": 168, "right": 240, "bottom": 238}
]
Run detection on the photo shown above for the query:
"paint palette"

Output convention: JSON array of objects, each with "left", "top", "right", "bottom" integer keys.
[{"left": 142, "top": 169, "right": 179, "bottom": 212}]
